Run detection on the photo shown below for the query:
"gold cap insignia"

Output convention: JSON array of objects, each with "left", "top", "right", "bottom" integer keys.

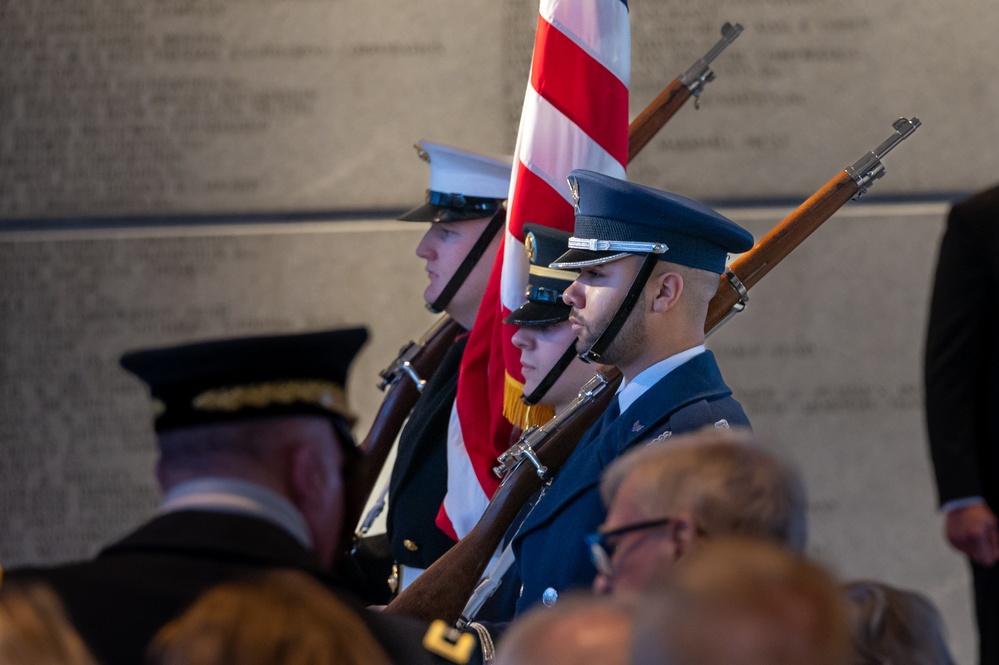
[
  {"left": 414, "top": 143, "right": 430, "bottom": 163},
  {"left": 524, "top": 231, "right": 537, "bottom": 263}
]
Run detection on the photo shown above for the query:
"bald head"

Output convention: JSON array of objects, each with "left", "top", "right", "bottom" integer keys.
[{"left": 496, "top": 594, "right": 635, "bottom": 665}]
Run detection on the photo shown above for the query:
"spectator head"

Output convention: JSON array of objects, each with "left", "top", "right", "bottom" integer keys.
[
  {"left": 843, "top": 580, "right": 957, "bottom": 665},
  {"left": 146, "top": 569, "right": 392, "bottom": 665},
  {"left": 593, "top": 426, "right": 806, "bottom": 594},
  {"left": 632, "top": 537, "right": 851, "bottom": 665}
]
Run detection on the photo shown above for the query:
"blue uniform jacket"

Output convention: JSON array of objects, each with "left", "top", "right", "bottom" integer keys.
[{"left": 511, "top": 350, "right": 749, "bottom": 614}]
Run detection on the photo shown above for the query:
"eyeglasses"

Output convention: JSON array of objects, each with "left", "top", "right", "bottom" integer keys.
[{"left": 585, "top": 517, "right": 673, "bottom": 577}]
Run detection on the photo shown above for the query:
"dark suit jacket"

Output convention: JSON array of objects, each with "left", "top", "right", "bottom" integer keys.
[
  {"left": 511, "top": 350, "right": 749, "bottom": 614},
  {"left": 925, "top": 186, "right": 999, "bottom": 509},
  {"left": 387, "top": 335, "right": 468, "bottom": 568},
  {"left": 6, "top": 511, "right": 443, "bottom": 665}
]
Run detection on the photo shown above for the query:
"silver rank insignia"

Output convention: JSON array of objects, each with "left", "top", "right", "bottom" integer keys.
[{"left": 568, "top": 175, "right": 581, "bottom": 213}]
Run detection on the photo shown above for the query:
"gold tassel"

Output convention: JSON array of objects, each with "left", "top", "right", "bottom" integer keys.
[{"left": 503, "top": 372, "right": 556, "bottom": 430}]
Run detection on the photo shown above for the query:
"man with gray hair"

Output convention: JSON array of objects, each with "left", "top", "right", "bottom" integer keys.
[{"left": 589, "top": 426, "right": 807, "bottom": 595}]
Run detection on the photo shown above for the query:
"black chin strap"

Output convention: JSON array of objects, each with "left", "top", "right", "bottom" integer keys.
[
  {"left": 579, "top": 253, "right": 659, "bottom": 363},
  {"left": 427, "top": 207, "right": 506, "bottom": 314},
  {"left": 521, "top": 342, "right": 578, "bottom": 406}
]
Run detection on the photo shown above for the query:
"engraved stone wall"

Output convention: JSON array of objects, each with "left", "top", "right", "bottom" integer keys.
[{"left": 2, "top": 0, "right": 997, "bottom": 221}]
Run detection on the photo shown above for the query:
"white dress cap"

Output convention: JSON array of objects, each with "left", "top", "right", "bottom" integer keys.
[{"left": 419, "top": 140, "right": 513, "bottom": 199}]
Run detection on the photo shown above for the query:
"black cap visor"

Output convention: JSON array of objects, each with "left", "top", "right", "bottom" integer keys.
[
  {"left": 398, "top": 191, "right": 502, "bottom": 223},
  {"left": 504, "top": 300, "right": 571, "bottom": 327}
]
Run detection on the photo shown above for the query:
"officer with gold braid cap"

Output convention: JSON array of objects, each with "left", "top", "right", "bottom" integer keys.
[{"left": 5, "top": 329, "right": 476, "bottom": 665}]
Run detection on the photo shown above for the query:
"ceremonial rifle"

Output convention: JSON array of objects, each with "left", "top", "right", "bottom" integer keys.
[
  {"left": 386, "top": 117, "right": 922, "bottom": 625},
  {"left": 342, "top": 21, "right": 745, "bottom": 545},
  {"left": 342, "top": 315, "right": 464, "bottom": 548},
  {"left": 629, "top": 21, "right": 743, "bottom": 162}
]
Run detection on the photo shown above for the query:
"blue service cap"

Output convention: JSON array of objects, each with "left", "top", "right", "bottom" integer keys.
[
  {"left": 120, "top": 328, "right": 368, "bottom": 435},
  {"left": 550, "top": 170, "right": 754, "bottom": 274},
  {"left": 504, "top": 224, "right": 575, "bottom": 327},
  {"left": 399, "top": 140, "right": 513, "bottom": 223}
]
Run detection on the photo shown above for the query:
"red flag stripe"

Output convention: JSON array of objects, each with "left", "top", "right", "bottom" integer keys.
[
  {"left": 506, "top": 161, "right": 575, "bottom": 242},
  {"left": 531, "top": 15, "right": 629, "bottom": 166},
  {"left": 441, "top": 0, "right": 629, "bottom": 541},
  {"left": 454, "top": 255, "right": 510, "bottom": 497}
]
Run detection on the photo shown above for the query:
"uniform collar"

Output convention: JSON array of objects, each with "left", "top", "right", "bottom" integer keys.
[
  {"left": 617, "top": 346, "right": 706, "bottom": 414},
  {"left": 158, "top": 477, "right": 312, "bottom": 549}
]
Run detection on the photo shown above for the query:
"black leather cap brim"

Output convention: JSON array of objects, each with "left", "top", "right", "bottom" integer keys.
[{"left": 504, "top": 301, "right": 571, "bottom": 327}]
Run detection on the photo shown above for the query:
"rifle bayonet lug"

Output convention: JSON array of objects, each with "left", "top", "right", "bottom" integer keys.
[
  {"left": 679, "top": 22, "right": 744, "bottom": 102},
  {"left": 845, "top": 117, "right": 921, "bottom": 200}
]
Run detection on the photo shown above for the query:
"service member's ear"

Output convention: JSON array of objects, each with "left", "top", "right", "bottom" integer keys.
[
  {"left": 289, "top": 442, "right": 325, "bottom": 511},
  {"left": 649, "top": 271, "right": 685, "bottom": 313}
]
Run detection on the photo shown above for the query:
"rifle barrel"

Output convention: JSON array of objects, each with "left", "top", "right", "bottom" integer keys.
[{"left": 628, "top": 22, "right": 743, "bottom": 162}]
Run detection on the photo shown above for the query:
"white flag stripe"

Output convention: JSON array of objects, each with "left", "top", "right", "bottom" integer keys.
[
  {"left": 442, "top": 399, "right": 491, "bottom": 538},
  {"left": 443, "top": 0, "right": 629, "bottom": 541},
  {"left": 541, "top": 0, "right": 630, "bottom": 85},
  {"left": 518, "top": 91, "right": 626, "bottom": 205}
]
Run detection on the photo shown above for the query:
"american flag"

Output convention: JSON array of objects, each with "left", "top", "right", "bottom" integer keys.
[{"left": 437, "top": 0, "right": 630, "bottom": 540}]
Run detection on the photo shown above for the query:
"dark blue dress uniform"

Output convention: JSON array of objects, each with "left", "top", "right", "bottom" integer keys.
[
  {"left": 512, "top": 350, "right": 748, "bottom": 613},
  {"left": 482, "top": 169, "right": 754, "bottom": 620}
]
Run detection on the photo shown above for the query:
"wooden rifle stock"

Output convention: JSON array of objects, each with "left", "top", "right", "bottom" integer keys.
[
  {"left": 386, "top": 369, "right": 620, "bottom": 623},
  {"left": 706, "top": 117, "right": 922, "bottom": 331},
  {"left": 385, "top": 117, "right": 921, "bottom": 624},
  {"left": 342, "top": 315, "right": 464, "bottom": 546}
]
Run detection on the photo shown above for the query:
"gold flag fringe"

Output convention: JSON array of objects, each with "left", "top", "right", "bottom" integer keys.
[{"left": 503, "top": 372, "right": 556, "bottom": 430}]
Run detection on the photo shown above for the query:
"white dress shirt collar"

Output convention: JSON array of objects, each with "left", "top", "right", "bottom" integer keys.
[{"left": 616, "top": 345, "right": 706, "bottom": 415}]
